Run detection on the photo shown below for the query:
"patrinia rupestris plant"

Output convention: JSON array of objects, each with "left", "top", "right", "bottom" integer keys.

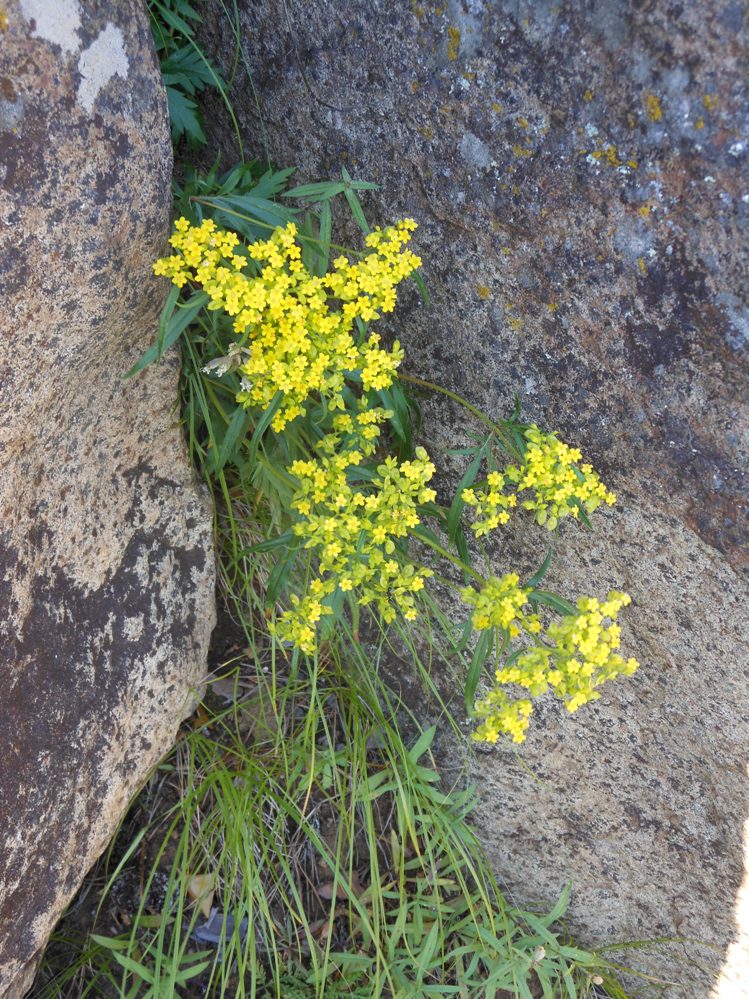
[{"left": 138, "top": 173, "right": 639, "bottom": 746}]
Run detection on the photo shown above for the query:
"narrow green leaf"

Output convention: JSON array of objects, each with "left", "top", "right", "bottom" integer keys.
[
  {"left": 317, "top": 200, "right": 332, "bottom": 277},
  {"left": 529, "top": 590, "right": 578, "bottom": 616},
  {"left": 213, "top": 405, "right": 250, "bottom": 474},
  {"left": 447, "top": 439, "right": 489, "bottom": 546},
  {"left": 283, "top": 181, "right": 346, "bottom": 200},
  {"left": 407, "top": 725, "right": 436, "bottom": 764},
  {"left": 265, "top": 549, "right": 299, "bottom": 607},
  {"left": 110, "top": 953, "right": 156, "bottom": 985},
  {"left": 246, "top": 391, "right": 284, "bottom": 470},
  {"left": 465, "top": 629, "right": 494, "bottom": 713},
  {"left": 240, "top": 530, "right": 297, "bottom": 555},
  {"left": 525, "top": 548, "right": 554, "bottom": 589},
  {"left": 124, "top": 291, "right": 209, "bottom": 379},
  {"left": 545, "top": 881, "right": 571, "bottom": 924}
]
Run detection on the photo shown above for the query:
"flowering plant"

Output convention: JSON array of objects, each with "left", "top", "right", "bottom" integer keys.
[{"left": 142, "top": 174, "right": 639, "bottom": 745}]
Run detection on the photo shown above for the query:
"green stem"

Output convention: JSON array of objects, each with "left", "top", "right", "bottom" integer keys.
[
  {"left": 396, "top": 374, "right": 525, "bottom": 459},
  {"left": 412, "top": 529, "right": 483, "bottom": 583}
]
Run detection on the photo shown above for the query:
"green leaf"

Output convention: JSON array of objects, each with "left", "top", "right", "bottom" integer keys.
[
  {"left": 125, "top": 291, "right": 209, "bottom": 379},
  {"left": 212, "top": 405, "right": 251, "bottom": 475},
  {"left": 529, "top": 590, "right": 578, "bottom": 616},
  {"left": 545, "top": 881, "right": 571, "bottom": 924},
  {"left": 317, "top": 200, "right": 332, "bottom": 277},
  {"left": 411, "top": 270, "right": 430, "bottom": 304},
  {"left": 156, "top": 283, "right": 181, "bottom": 357},
  {"left": 246, "top": 391, "right": 284, "bottom": 470},
  {"left": 283, "top": 181, "right": 346, "bottom": 200},
  {"left": 265, "top": 551, "right": 300, "bottom": 608},
  {"left": 165, "top": 85, "right": 205, "bottom": 144},
  {"left": 172, "top": 957, "right": 212, "bottom": 983},
  {"left": 152, "top": 2, "right": 195, "bottom": 37},
  {"left": 342, "top": 167, "right": 370, "bottom": 233},
  {"left": 110, "top": 952, "right": 156, "bottom": 984},
  {"left": 241, "top": 529, "right": 298, "bottom": 554},
  {"left": 407, "top": 725, "right": 436, "bottom": 764},
  {"left": 465, "top": 629, "right": 494, "bottom": 713},
  {"left": 209, "top": 194, "right": 296, "bottom": 230},
  {"left": 90, "top": 935, "right": 128, "bottom": 952},
  {"left": 525, "top": 548, "right": 553, "bottom": 589},
  {"left": 447, "top": 439, "right": 489, "bottom": 547},
  {"left": 251, "top": 166, "right": 297, "bottom": 199}
]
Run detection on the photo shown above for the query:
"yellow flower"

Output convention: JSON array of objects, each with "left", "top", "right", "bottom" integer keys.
[
  {"left": 153, "top": 217, "right": 422, "bottom": 431},
  {"left": 471, "top": 589, "right": 639, "bottom": 744},
  {"left": 274, "top": 407, "right": 435, "bottom": 652},
  {"left": 463, "top": 426, "right": 616, "bottom": 536}
]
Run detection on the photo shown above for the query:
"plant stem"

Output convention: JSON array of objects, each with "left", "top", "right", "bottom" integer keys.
[
  {"left": 412, "top": 529, "right": 483, "bottom": 583},
  {"left": 396, "top": 374, "right": 524, "bottom": 459}
]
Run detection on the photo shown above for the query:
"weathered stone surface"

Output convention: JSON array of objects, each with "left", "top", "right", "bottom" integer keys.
[
  {"left": 198, "top": 0, "right": 748, "bottom": 993},
  {"left": 0, "top": 2, "right": 215, "bottom": 993}
]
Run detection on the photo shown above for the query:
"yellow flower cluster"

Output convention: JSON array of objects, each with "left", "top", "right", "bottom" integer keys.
[
  {"left": 462, "top": 426, "right": 616, "bottom": 535},
  {"left": 473, "top": 689, "right": 534, "bottom": 745},
  {"left": 461, "top": 473, "right": 517, "bottom": 537},
  {"left": 153, "top": 217, "right": 421, "bottom": 430},
  {"left": 272, "top": 410, "right": 436, "bottom": 652},
  {"left": 461, "top": 573, "right": 541, "bottom": 637},
  {"left": 471, "top": 589, "right": 639, "bottom": 744}
]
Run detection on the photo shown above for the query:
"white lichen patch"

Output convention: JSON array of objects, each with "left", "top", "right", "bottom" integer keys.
[
  {"left": 459, "top": 131, "right": 491, "bottom": 169},
  {"left": 77, "top": 23, "right": 129, "bottom": 114},
  {"left": 20, "top": 0, "right": 81, "bottom": 53}
]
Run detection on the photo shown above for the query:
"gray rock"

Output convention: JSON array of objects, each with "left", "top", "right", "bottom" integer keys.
[
  {"left": 198, "top": 1, "right": 748, "bottom": 993},
  {"left": 0, "top": 1, "right": 215, "bottom": 993}
]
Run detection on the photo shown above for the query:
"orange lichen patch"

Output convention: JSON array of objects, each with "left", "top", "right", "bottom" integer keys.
[
  {"left": 491, "top": 101, "right": 502, "bottom": 113},
  {"left": 0, "top": 10, "right": 6, "bottom": 31},
  {"left": 703, "top": 93, "right": 719, "bottom": 111},
  {"left": 411, "top": 2, "right": 425, "bottom": 19},
  {"left": 476, "top": 285, "right": 491, "bottom": 300},
  {"left": 518, "top": 116, "right": 530, "bottom": 130},
  {"left": 512, "top": 144, "right": 533, "bottom": 158},
  {"left": 463, "top": 71, "right": 476, "bottom": 82},
  {"left": 583, "top": 89, "right": 594, "bottom": 101},
  {"left": 418, "top": 125, "right": 434, "bottom": 139},
  {"left": 627, "top": 158, "right": 638, "bottom": 169},
  {"left": 447, "top": 25, "right": 460, "bottom": 60},
  {"left": 638, "top": 204, "right": 651, "bottom": 219},
  {"left": 410, "top": 80, "right": 420, "bottom": 93},
  {"left": 645, "top": 94, "right": 663, "bottom": 121},
  {"left": 637, "top": 257, "right": 647, "bottom": 275},
  {"left": 695, "top": 115, "right": 705, "bottom": 129},
  {"left": 508, "top": 316, "right": 523, "bottom": 330},
  {"left": 592, "top": 144, "right": 623, "bottom": 167},
  {"left": 546, "top": 302, "right": 559, "bottom": 312}
]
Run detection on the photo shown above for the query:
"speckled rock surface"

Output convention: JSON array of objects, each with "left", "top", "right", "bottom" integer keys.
[
  {"left": 0, "top": 2, "right": 215, "bottom": 994},
  {"left": 197, "top": 1, "right": 749, "bottom": 994}
]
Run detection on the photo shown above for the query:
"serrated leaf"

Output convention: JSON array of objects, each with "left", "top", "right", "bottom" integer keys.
[{"left": 165, "top": 84, "right": 205, "bottom": 144}]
